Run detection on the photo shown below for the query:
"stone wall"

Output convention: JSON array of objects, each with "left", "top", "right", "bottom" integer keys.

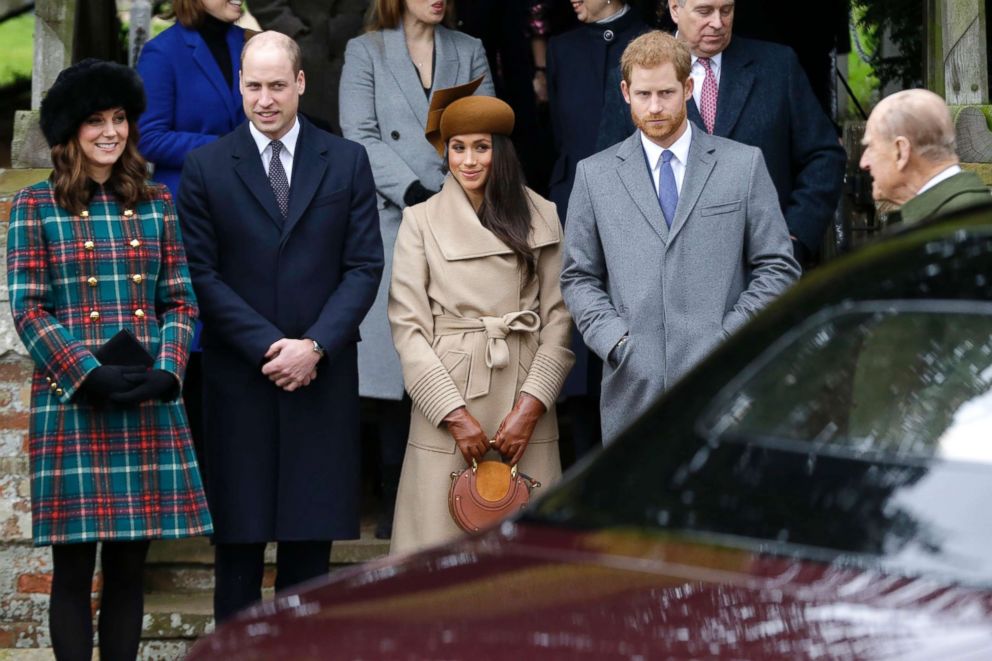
[{"left": 0, "top": 177, "right": 70, "bottom": 649}]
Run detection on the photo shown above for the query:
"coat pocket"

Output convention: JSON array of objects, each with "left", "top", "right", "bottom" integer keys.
[
  {"left": 311, "top": 188, "right": 349, "bottom": 208},
  {"left": 440, "top": 349, "right": 470, "bottom": 396},
  {"left": 699, "top": 200, "right": 742, "bottom": 216}
]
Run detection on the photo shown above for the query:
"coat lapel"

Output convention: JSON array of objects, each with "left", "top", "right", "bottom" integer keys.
[
  {"left": 667, "top": 128, "right": 716, "bottom": 247},
  {"left": 615, "top": 132, "right": 668, "bottom": 243},
  {"left": 282, "top": 118, "right": 327, "bottom": 241},
  {"left": 426, "top": 177, "right": 514, "bottom": 260},
  {"left": 432, "top": 26, "right": 461, "bottom": 94},
  {"left": 181, "top": 25, "right": 237, "bottom": 122},
  {"left": 714, "top": 39, "right": 754, "bottom": 136},
  {"left": 384, "top": 27, "right": 429, "bottom": 123},
  {"left": 232, "top": 123, "right": 283, "bottom": 230}
]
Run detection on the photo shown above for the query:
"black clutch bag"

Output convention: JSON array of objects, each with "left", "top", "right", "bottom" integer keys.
[{"left": 94, "top": 329, "right": 154, "bottom": 367}]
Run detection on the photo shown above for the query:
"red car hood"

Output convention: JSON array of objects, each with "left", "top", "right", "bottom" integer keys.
[{"left": 187, "top": 524, "right": 992, "bottom": 660}]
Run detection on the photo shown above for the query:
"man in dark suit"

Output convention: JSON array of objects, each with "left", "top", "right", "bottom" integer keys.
[
  {"left": 667, "top": 0, "right": 845, "bottom": 266},
  {"left": 178, "top": 31, "right": 383, "bottom": 623}
]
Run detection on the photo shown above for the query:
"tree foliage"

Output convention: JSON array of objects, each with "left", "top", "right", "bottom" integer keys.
[{"left": 852, "top": 0, "right": 923, "bottom": 89}]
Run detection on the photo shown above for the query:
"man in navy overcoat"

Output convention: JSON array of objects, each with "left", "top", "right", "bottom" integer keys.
[
  {"left": 178, "top": 31, "right": 383, "bottom": 622},
  {"left": 668, "top": 0, "right": 845, "bottom": 266}
]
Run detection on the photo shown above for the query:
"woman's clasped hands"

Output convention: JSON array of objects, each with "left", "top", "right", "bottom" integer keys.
[{"left": 443, "top": 393, "right": 546, "bottom": 465}]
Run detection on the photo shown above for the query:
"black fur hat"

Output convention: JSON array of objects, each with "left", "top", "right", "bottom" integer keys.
[{"left": 39, "top": 59, "right": 147, "bottom": 147}]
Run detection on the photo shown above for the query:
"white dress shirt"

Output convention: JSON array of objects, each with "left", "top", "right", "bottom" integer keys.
[
  {"left": 917, "top": 164, "right": 962, "bottom": 195},
  {"left": 641, "top": 122, "right": 693, "bottom": 198},
  {"left": 249, "top": 116, "right": 301, "bottom": 185},
  {"left": 690, "top": 52, "right": 723, "bottom": 112}
]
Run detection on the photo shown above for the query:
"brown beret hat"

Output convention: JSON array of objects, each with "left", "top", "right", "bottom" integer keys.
[{"left": 425, "top": 76, "right": 515, "bottom": 156}]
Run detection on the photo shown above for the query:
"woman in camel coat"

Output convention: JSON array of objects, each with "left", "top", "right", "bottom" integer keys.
[{"left": 388, "top": 84, "right": 574, "bottom": 554}]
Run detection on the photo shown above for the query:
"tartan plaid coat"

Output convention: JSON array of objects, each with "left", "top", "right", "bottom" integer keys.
[{"left": 7, "top": 180, "right": 213, "bottom": 546}]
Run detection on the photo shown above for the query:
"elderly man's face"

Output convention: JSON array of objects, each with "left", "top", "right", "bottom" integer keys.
[
  {"left": 669, "top": 0, "right": 735, "bottom": 58},
  {"left": 240, "top": 44, "right": 305, "bottom": 141},
  {"left": 859, "top": 113, "right": 903, "bottom": 204}
]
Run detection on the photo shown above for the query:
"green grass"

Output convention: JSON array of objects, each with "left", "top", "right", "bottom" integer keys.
[{"left": 0, "top": 11, "right": 34, "bottom": 87}]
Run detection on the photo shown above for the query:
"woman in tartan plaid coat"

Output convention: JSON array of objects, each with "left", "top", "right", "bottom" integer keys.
[{"left": 6, "top": 60, "right": 212, "bottom": 660}]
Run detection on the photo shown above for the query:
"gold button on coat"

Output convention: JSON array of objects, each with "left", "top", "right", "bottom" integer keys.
[
  {"left": 89, "top": 310, "right": 100, "bottom": 320},
  {"left": 55, "top": 388, "right": 64, "bottom": 396},
  {"left": 134, "top": 309, "right": 145, "bottom": 318},
  {"left": 87, "top": 277, "right": 98, "bottom": 287},
  {"left": 50, "top": 382, "right": 57, "bottom": 391},
  {"left": 83, "top": 241, "right": 95, "bottom": 250},
  {"left": 129, "top": 239, "right": 140, "bottom": 248},
  {"left": 132, "top": 274, "right": 143, "bottom": 284}
]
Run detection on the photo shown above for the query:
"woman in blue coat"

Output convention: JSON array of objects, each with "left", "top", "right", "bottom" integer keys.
[
  {"left": 136, "top": 0, "right": 246, "bottom": 456},
  {"left": 136, "top": 0, "right": 247, "bottom": 197},
  {"left": 546, "top": 0, "right": 646, "bottom": 459}
]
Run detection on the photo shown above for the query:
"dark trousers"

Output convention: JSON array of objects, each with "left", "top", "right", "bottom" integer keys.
[
  {"left": 213, "top": 540, "right": 332, "bottom": 623},
  {"left": 50, "top": 540, "right": 150, "bottom": 661}
]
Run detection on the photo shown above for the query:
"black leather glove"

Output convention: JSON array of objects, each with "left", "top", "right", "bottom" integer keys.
[
  {"left": 109, "top": 369, "right": 180, "bottom": 405},
  {"left": 403, "top": 181, "right": 437, "bottom": 207},
  {"left": 78, "top": 365, "right": 148, "bottom": 402}
]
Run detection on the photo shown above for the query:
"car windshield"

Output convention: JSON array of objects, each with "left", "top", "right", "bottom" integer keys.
[{"left": 528, "top": 301, "right": 992, "bottom": 585}]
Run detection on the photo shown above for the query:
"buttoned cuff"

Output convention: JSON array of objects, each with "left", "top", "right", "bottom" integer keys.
[
  {"left": 408, "top": 363, "right": 467, "bottom": 428},
  {"left": 520, "top": 345, "right": 575, "bottom": 410}
]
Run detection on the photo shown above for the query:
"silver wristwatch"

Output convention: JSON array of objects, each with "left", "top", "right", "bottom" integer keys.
[{"left": 309, "top": 338, "right": 325, "bottom": 357}]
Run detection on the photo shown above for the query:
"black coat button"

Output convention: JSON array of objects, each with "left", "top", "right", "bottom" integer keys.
[{"left": 390, "top": 130, "right": 400, "bottom": 140}]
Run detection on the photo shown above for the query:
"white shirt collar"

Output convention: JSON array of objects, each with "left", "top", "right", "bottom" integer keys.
[
  {"left": 640, "top": 121, "right": 693, "bottom": 172},
  {"left": 917, "top": 164, "right": 962, "bottom": 195},
  {"left": 248, "top": 116, "right": 301, "bottom": 157},
  {"left": 691, "top": 51, "right": 723, "bottom": 74}
]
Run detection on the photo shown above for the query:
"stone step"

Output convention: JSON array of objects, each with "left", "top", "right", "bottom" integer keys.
[
  {"left": 143, "top": 591, "right": 213, "bottom": 641},
  {"left": 146, "top": 521, "right": 389, "bottom": 567}
]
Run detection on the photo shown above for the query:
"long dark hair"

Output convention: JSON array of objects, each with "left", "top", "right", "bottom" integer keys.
[
  {"left": 477, "top": 135, "right": 536, "bottom": 281},
  {"left": 51, "top": 116, "right": 150, "bottom": 215}
]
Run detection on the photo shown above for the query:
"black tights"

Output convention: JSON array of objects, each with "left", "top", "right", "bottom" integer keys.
[{"left": 50, "top": 540, "right": 150, "bottom": 661}]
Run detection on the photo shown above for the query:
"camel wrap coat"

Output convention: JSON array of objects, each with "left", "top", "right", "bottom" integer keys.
[{"left": 388, "top": 177, "right": 575, "bottom": 554}]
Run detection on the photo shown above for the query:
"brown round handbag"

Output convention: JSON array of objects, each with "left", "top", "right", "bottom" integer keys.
[{"left": 449, "top": 458, "right": 540, "bottom": 533}]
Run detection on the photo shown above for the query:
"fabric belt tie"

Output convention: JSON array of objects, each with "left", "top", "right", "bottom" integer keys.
[{"left": 434, "top": 310, "right": 541, "bottom": 400}]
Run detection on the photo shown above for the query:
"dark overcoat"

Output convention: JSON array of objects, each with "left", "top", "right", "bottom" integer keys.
[
  {"left": 7, "top": 181, "right": 213, "bottom": 546},
  {"left": 546, "top": 9, "right": 647, "bottom": 397},
  {"left": 685, "top": 36, "right": 846, "bottom": 257},
  {"left": 546, "top": 10, "right": 647, "bottom": 220},
  {"left": 177, "top": 118, "right": 383, "bottom": 543}
]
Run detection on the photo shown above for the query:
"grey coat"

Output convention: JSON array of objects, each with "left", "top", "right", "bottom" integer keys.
[
  {"left": 340, "top": 25, "right": 493, "bottom": 400},
  {"left": 560, "top": 128, "right": 801, "bottom": 443}
]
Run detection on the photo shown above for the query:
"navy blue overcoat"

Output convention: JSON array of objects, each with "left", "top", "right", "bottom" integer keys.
[
  {"left": 685, "top": 36, "right": 846, "bottom": 256},
  {"left": 178, "top": 118, "right": 383, "bottom": 543},
  {"left": 546, "top": 10, "right": 647, "bottom": 220}
]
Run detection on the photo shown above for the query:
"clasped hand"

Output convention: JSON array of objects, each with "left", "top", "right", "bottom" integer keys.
[
  {"left": 262, "top": 338, "right": 319, "bottom": 392},
  {"left": 443, "top": 393, "right": 546, "bottom": 466}
]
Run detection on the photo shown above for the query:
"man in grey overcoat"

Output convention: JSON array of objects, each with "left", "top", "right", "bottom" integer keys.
[{"left": 560, "top": 31, "right": 800, "bottom": 444}]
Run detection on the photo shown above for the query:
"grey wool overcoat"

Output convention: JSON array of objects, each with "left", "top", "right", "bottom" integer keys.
[
  {"left": 561, "top": 128, "right": 801, "bottom": 444},
  {"left": 387, "top": 177, "right": 575, "bottom": 554},
  {"left": 340, "top": 24, "right": 494, "bottom": 400}
]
